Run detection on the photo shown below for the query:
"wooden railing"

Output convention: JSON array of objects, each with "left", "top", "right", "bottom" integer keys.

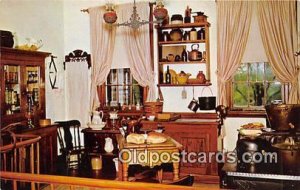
[
  {"left": 1, "top": 123, "right": 41, "bottom": 190},
  {"left": 0, "top": 171, "right": 198, "bottom": 190}
]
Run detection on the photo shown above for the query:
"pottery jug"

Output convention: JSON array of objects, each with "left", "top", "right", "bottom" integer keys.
[
  {"left": 92, "top": 110, "right": 104, "bottom": 125},
  {"left": 104, "top": 137, "right": 114, "bottom": 153},
  {"left": 197, "top": 71, "right": 206, "bottom": 84},
  {"left": 176, "top": 71, "right": 191, "bottom": 85}
]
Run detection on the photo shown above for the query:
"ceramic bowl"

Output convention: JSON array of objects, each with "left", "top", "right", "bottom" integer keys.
[
  {"left": 148, "top": 116, "right": 155, "bottom": 121},
  {"left": 89, "top": 122, "right": 106, "bottom": 130}
]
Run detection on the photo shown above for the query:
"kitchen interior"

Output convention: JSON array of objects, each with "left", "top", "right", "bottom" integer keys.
[{"left": 0, "top": 0, "right": 300, "bottom": 190}]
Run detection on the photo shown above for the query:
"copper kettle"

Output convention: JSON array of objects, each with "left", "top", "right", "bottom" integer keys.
[{"left": 188, "top": 44, "right": 202, "bottom": 61}]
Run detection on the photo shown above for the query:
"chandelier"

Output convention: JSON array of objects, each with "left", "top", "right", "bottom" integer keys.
[{"left": 103, "top": 0, "right": 168, "bottom": 29}]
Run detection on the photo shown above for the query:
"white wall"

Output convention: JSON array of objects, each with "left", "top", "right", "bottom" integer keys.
[{"left": 0, "top": 0, "right": 66, "bottom": 121}]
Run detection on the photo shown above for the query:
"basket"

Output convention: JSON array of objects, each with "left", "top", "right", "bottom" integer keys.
[
  {"left": 144, "top": 101, "right": 163, "bottom": 116},
  {"left": 144, "top": 86, "right": 164, "bottom": 116}
]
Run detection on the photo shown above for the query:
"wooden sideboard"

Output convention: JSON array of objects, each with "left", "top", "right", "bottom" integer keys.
[{"left": 141, "top": 118, "right": 220, "bottom": 183}]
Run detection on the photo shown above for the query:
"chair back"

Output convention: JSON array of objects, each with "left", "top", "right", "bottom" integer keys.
[{"left": 55, "top": 120, "right": 81, "bottom": 154}]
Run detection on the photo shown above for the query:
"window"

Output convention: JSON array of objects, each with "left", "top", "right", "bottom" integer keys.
[
  {"left": 232, "top": 62, "right": 282, "bottom": 110},
  {"left": 105, "top": 68, "right": 143, "bottom": 107}
]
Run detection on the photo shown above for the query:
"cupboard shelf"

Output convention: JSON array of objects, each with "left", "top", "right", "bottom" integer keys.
[
  {"left": 155, "top": 22, "right": 210, "bottom": 29},
  {"left": 158, "top": 40, "right": 205, "bottom": 45},
  {"left": 158, "top": 83, "right": 211, "bottom": 87},
  {"left": 159, "top": 61, "right": 206, "bottom": 65}
]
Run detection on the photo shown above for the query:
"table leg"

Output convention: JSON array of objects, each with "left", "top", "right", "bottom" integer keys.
[
  {"left": 122, "top": 163, "right": 129, "bottom": 181},
  {"left": 157, "top": 168, "right": 163, "bottom": 183},
  {"left": 173, "top": 162, "right": 179, "bottom": 181}
]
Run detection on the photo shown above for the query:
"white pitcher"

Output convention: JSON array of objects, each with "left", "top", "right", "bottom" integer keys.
[
  {"left": 104, "top": 137, "right": 114, "bottom": 153},
  {"left": 92, "top": 111, "right": 103, "bottom": 125}
]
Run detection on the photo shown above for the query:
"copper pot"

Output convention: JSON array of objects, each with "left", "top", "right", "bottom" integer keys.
[
  {"left": 265, "top": 104, "right": 300, "bottom": 131},
  {"left": 188, "top": 44, "right": 202, "bottom": 61}
]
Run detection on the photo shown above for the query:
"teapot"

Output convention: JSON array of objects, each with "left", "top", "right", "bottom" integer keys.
[
  {"left": 104, "top": 137, "right": 114, "bottom": 153},
  {"left": 176, "top": 71, "right": 191, "bottom": 85},
  {"left": 92, "top": 110, "right": 104, "bottom": 125},
  {"left": 188, "top": 44, "right": 202, "bottom": 61}
]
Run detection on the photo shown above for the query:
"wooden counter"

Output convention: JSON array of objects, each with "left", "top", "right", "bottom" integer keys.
[
  {"left": 21, "top": 125, "right": 58, "bottom": 174},
  {"left": 141, "top": 118, "right": 220, "bottom": 183}
]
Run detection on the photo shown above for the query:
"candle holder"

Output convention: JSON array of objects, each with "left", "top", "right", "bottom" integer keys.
[
  {"left": 26, "top": 91, "right": 35, "bottom": 128},
  {"left": 109, "top": 110, "right": 118, "bottom": 130}
]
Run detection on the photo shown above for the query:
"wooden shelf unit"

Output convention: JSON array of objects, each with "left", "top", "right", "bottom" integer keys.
[
  {"left": 1, "top": 47, "right": 50, "bottom": 128},
  {"left": 156, "top": 21, "right": 211, "bottom": 86}
]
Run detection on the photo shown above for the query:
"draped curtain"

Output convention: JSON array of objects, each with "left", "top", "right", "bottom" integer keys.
[
  {"left": 118, "top": 2, "right": 156, "bottom": 102},
  {"left": 217, "top": 1, "right": 253, "bottom": 106},
  {"left": 257, "top": 1, "right": 299, "bottom": 104},
  {"left": 89, "top": 6, "right": 116, "bottom": 111}
]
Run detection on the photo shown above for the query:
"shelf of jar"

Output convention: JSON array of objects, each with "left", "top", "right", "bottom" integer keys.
[
  {"left": 158, "top": 82, "right": 211, "bottom": 87},
  {"left": 26, "top": 81, "right": 39, "bottom": 84},
  {"left": 155, "top": 22, "right": 210, "bottom": 29},
  {"left": 159, "top": 60, "right": 206, "bottom": 65},
  {"left": 5, "top": 81, "right": 19, "bottom": 85},
  {"left": 158, "top": 39, "right": 205, "bottom": 45}
]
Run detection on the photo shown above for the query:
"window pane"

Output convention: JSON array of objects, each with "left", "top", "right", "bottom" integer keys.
[
  {"left": 233, "top": 83, "right": 249, "bottom": 107},
  {"left": 251, "top": 82, "right": 264, "bottom": 106},
  {"left": 234, "top": 63, "right": 247, "bottom": 81},
  {"left": 118, "top": 85, "right": 128, "bottom": 105},
  {"left": 105, "top": 68, "right": 143, "bottom": 106},
  {"left": 265, "top": 63, "right": 276, "bottom": 81},
  {"left": 133, "top": 85, "right": 143, "bottom": 105},
  {"left": 232, "top": 62, "right": 283, "bottom": 110},
  {"left": 110, "top": 86, "right": 118, "bottom": 106},
  {"left": 109, "top": 69, "right": 118, "bottom": 85},
  {"left": 266, "top": 82, "right": 282, "bottom": 104},
  {"left": 249, "top": 62, "right": 264, "bottom": 82}
]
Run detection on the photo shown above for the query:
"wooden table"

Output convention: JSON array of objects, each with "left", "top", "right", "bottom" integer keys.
[{"left": 116, "top": 134, "right": 182, "bottom": 182}]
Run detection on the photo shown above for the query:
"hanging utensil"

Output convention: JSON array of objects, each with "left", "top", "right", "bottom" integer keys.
[
  {"left": 188, "top": 87, "right": 199, "bottom": 112},
  {"left": 181, "top": 87, "right": 187, "bottom": 99}
]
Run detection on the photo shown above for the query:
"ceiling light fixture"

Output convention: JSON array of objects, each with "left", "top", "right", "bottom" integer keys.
[{"left": 103, "top": 0, "right": 168, "bottom": 29}]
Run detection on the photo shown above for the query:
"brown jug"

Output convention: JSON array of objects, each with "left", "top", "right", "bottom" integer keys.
[{"left": 196, "top": 71, "right": 206, "bottom": 84}]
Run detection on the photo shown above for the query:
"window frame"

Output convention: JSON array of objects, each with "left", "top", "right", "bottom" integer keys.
[
  {"left": 229, "top": 62, "right": 288, "bottom": 112},
  {"left": 97, "top": 69, "right": 148, "bottom": 110}
]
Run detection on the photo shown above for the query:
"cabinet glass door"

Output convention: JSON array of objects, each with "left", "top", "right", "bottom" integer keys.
[
  {"left": 25, "top": 66, "right": 41, "bottom": 109},
  {"left": 4, "top": 65, "right": 21, "bottom": 115}
]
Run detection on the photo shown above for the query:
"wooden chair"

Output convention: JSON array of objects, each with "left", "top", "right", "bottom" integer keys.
[{"left": 55, "top": 120, "right": 87, "bottom": 172}]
